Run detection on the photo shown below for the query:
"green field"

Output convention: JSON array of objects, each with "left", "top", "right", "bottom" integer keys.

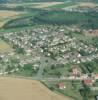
[
  {"left": 2, "top": 10, "right": 98, "bottom": 30},
  {"left": 0, "top": 1, "right": 98, "bottom": 30},
  {"left": 47, "top": 2, "right": 77, "bottom": 9}
]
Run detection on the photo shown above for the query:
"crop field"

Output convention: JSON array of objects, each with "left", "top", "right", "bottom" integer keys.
[
  {"left": 0, "top": 10, "right": 23, "bottom": 28},
  {"left": 47, "top": 1, "right": 77, "bottom": 9},
  {"left": 0, "top": 3, "right": 39, "bottom": 8},
  {"left": 0, "top": 40, "right": 11, "bottom": 53},
  {"left": 78, "top": 2, "right": 98, "bottom": 8},
  {"left": 62, "top": 2, "right": 98, "bottom": 9},
  {"left": 46, "top": 2, "right": 98, "bottom": 10},
  {"left": 3, "top": 10, "right": 98, "bottom": 29},
  {"left": 33, "top": 2, "right": 64, "bottom": 8},
  {"left": 1, "top": 2, "right": 64, "bottom": 9},
  {"left": 0, "top": 10, "right": 20, "bottom": 18},
  {"left": 0, "top": 77, "right": 73, "bottom": 100}
]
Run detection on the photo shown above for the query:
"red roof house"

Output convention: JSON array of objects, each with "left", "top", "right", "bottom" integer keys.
[
  {"left": 95, "top": 74, "right": 98, "bottom": 79},
  {"left": 83, "top": 79, "right": 94, "bottom": 86},
  {"left": 58, "top": 83, "right": 66, "bottom": 89},
  {"left": 72, "top": 67, "right": 81, "bottom": 76}
]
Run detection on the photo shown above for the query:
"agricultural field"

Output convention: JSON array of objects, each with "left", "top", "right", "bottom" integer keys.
[
  {"left": 4, "top": 10, "right": 98, "bottom": 29},
  {"left": 0, "top": 10, "right": 19, "bottom": 18},
  {"left": 77, "top": 2, "right": 98, "bottom": 8},
  {"left": 0, "top": 2, "right": 64, "bottom": 9},
  {"left": 62, "top": 2, "right": 98, "bottom": 9},
  {"left": 0, "top": 77, "right": 73, "bottom": 100},
  {"left": 33, "top": 2, "right": 64, "bottom": 8},
  {"left": 0, "top": 10, "right": 23, "bottom": 28},
  {"left": 0, "top": 40, "right": 11, "bottom": 53},
  {"left": 47, "top": 1, "right": 77, "bottom": 9},
  {"left": 1, "top": 1, "right": 98, "bottom": 30}
]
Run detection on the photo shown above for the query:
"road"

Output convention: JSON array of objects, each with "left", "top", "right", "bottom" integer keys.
[{"left": 2, "top": 74, "right": 98, "bottom": 82}]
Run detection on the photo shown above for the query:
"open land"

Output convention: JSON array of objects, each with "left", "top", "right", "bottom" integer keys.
[
  {"left": 0, "top": 2, "right": 64, "bottom": 8},
  {"left": 33, "top": 2, "right": 64, "bottom": 8},
  {"left": 0, "top": 40, "right": 11, "bottom": 53},
  {"left": 0, "top": 10, "right": 23, "bottom": 28},
  {"left": 0, "top": 10, "right": 20, "bottom": 18},
  {"left": 0, "top": 77, "right": 73, "bottom": 100}
]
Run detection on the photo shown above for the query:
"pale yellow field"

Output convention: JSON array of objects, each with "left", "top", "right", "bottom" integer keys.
[
  {"left": 63, "top": 2, "right": 98, "bottom": 9},
  {"left": 0, "top": 41, "right": 11, "bottom": 53},
  {"left": 0, "top": 10, "right": 20, "bottom": 18},
  {"left": 78, "top": 2, "right": 98, "bottom": 8},
  {"left": 31, "top": 2, "right": 64, "bottom": 8},
  {"left": 0, "top": 10, "right": 21, "bottom": 27},
  {"left": 1, "top": 2, "right": 64, "bottom": 8},
  {"left": 0, "top": 77, "right": 73, "bottom": 100}
]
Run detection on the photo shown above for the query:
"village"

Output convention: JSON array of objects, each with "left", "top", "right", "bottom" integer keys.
[
  {"left": 0, "top": 0, "right": 98, "bottom": 99},
  {"left": 0, "top": 25, "right": 98, "bottom": 99}
]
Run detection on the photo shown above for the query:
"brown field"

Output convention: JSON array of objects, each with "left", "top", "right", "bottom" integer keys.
[
  {"left": 0, "top": 77, "right": 73, "bottom": 100},
  {"left": 0, "top": 10, "right": 21, "bottom": 27},
  {"left": 0, "top": 10, "right": 20, "bottom": 18}
]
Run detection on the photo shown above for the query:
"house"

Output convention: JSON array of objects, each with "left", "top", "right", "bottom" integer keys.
[
  {"left": 95, "top": 74, "right": 98, "bottom": 79},
  {"left": 81, "top": 74, "right": 88, "bottom": 79},
  {"left": 83, "top": 79, "right": 94, "bottom": 86},
  {"left": 58, "top": 83, "right": 66, "bottom": 89},
  {"left": 72, "top": 67, "right": 81, "bottom": 76}
]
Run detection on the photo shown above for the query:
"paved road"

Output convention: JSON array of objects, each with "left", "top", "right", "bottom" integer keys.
[{"left": 3, "top": 74, "right": 97, "bottom": 82}]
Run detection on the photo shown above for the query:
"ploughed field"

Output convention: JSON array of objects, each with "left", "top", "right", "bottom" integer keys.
[{"left": 0, "top": 77, "right": 73, "bottom": 100}]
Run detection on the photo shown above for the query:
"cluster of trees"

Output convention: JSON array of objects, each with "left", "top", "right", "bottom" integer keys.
[
  {"left": 92, "top": 37, "right": 98, "bottom": 48},
  {"left": 12, "top": 44, "right": 25, "bottom": 54},
  {"left": 43, "top": 64, "right": 64, "bottom": 77},
  {"left": 79, "top": 85, "right": 91, "bottom": 100},
  {"left": 14, "top": 63, "right": 39, "bottom": 76},
  {"left": 80, "top": 59, "right": 98, "bottom": 74}
]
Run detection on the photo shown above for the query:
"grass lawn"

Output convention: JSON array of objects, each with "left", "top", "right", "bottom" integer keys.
[
  {"left": 43, "top": 64, "right": 71, "bottom": 77},
  {"left": 43, "top": 80, "right": 83, "bottom": 100},
  {"left": 57, "top": 81, "right": 83, "bottom": 100}
]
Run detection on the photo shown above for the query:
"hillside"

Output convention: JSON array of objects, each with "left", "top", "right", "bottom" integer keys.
[{"left": 0, "top": 0, "right": 97, "bottom": 3}]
